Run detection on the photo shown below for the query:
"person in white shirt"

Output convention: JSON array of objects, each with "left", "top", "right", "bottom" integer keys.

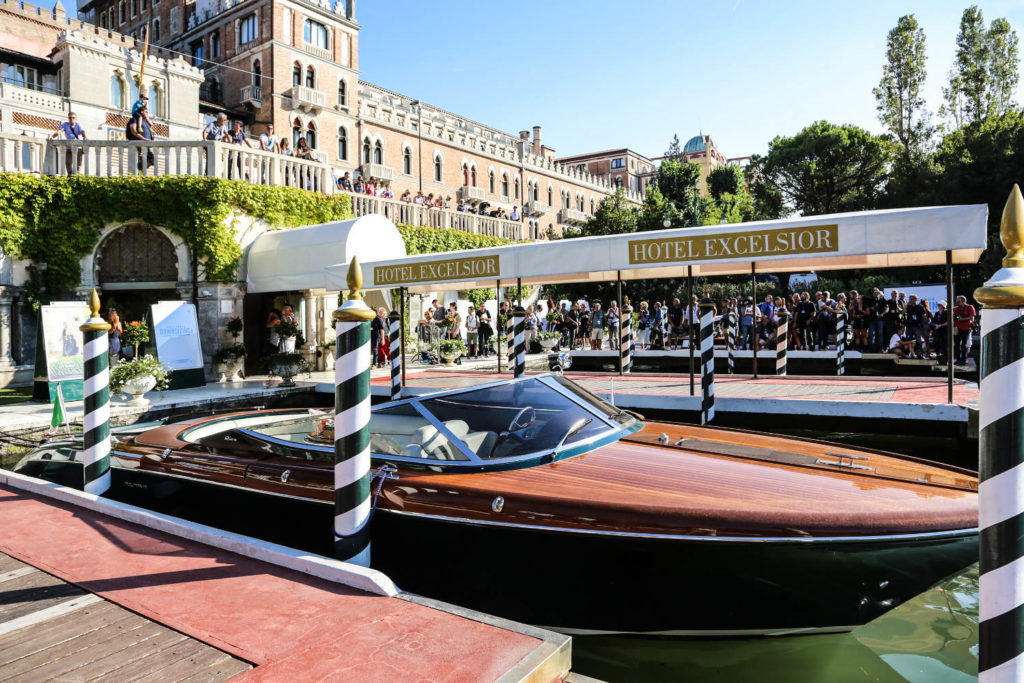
[
  {"left": 888, "top": 325, "right": 915, "bottom": 357},
  {"left": 258, "top": 124, "right": 279, "bottom": 153}
]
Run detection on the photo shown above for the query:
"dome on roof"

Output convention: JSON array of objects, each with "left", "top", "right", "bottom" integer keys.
[{"left": 683, "top": 134, "right": 712, "bottom": 154}]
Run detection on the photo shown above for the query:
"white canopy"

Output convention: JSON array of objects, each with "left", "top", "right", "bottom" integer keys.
[
  {"left": 324, "top": 204, "right": 988, "bottom": 293},
  {"left": 247, "top": 215, "right": 406, "bottom": 293}
]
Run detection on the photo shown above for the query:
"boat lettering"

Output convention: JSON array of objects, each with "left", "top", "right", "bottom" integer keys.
[
  {"left": 374, "top": 255, "right": 499, "bottom": 285},
  {"left": 628, "top": 224, "right": 839, "bottom": 265}
]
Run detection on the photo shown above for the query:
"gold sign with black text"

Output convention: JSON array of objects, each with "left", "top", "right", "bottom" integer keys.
[
  {"left": 374, "top": 255, "right": 500, "bottom": 286},
  {"left": 628, "top": 224, "right": 840, "bottom": 265}
]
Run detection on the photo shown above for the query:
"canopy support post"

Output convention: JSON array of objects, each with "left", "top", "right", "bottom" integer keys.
[
  {"left": 751, "top": 262, "right": 759, "bottom": 380},
  {"left": 946, "top": 251, "right": 954, "bottom": 404},
  {"left": 617, "top": 271, "right": 624, "bottom": 375},
  {"left": 516, "top": 277, "right": 522, "bottom": 306},
  {"left": 399, "top": 287, "right": 407, "bottom": 390},
  {"left": 688, "top": 266, "right": 694, "bottom": 395},
  {"left": 496, "top": 279, "right": 502, "bottom": 374}
]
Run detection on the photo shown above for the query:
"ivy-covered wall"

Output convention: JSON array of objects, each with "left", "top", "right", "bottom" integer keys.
[{"left": 396, "top": 224, "right": 513, "bottom": 254}]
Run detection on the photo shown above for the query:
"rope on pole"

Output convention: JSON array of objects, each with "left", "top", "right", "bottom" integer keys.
[
  {"left": 836, "top": 309, "right": 846, "bottom": 376},
  {"left": 775, "top": 308, "right": 789, "bottom": 376},
  {"left": 621, "top": 300, "right": 632, "bottom": 374},
  {"left": 726, "top": 310, "right": 736, "bottom": 375},
  {"left": 975, "top": 185, "right": 1024, "bottom": 681},
  {"left": 699, "top": 298, "right": 715, "bottom": 424},
  {"left": 332, "top": 256, "right": 375, "bottom": 566},
  {"left": 80, "top": 289, "right": 111, "bottom": 496},
  {"left": 512, "top": 305, "right": 526, "bottom": 378},
  {"left": 388, "top": 310, "right": 401, "bottom": 401}
]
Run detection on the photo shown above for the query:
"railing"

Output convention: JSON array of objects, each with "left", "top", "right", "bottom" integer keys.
[
  {"left": 559, "top": 208, "right": 588, "bottom": 225},
  {"left": 288, "top": 85, "right": 326, "bottom": 112},
  {"left": 301, "top": 42, "right": 332, "bottom": 61},
  {"left": 240, "top": 84, "right": 262, "bottom": 106},
  {"left": 348, "top": 194, "right": 524, "bottom": 241},
  {"left": 0, "top": 81, "right": 66, "bottom": 113},
  {"left": 361, "top": 163, "right": 394, "bottom": 181},
  {"left": 460, "top": 185, "right": 485, "bottom": 202},
  {"left": 0, "top": 133, "right": 47, "bottom": 173},
  {"left": 524, "top": 200, "right": 549, "bottom": 216}
]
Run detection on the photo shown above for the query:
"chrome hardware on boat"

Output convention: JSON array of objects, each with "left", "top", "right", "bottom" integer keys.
[
  {"left": 491, "top": 496, "right": 504, "bottom": 512},
  {"left": 816, "top": 453, "right": 873, "bottom": 471},
  {"left": 281, "top": 469, "right": 291, "bottom": 482},
  {"left": 370, "top": 464, "right": 399, "bottom": 511},
  {"left": 658, "top": 434, "right": 670, "bottom": 444}
]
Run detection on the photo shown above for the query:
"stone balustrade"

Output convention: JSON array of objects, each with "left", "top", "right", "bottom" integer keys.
[
  {"left": 558, "top": 208, "right": 588, "bottom": 225},
  {"left": 0, "top": 133, "right": 47, "bottom": 174},
  {"left": 240, "top": 84, "right": 263, "bottom": 107},
  {"left": 0, "top": 82, "right": 67, "bottom": 114},
  {"left": 347, "top": 193, "right": 525, "bottom": 241},
  {"left": 289, "top": 85, "right": 326, "bottom": 112}
]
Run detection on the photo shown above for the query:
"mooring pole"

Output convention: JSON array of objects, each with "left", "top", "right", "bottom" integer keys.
[
  {"left": 775, "top": 306, "right": 789, "bottom": 376},
  {"left": 688, "top": 266, "right": 695, "bottom": 395},
  {"left": 512, "top": 303, "right": 526, "bottom": 378},
  {"left": 388, "top": 309, "right": 401, "bottom": 400},
  {"left": 620, "top": 298, "right": 632, "bottom": 375},
  {"left": 399, "top": 287, "right": 407, "bottom": 390},
  {"left": 726, "top": 308, "right": 735, "bottom": 375},
  {"left": 836, "top": 308, "right": 846, "bottom": 376},
  {"left": 751, "top": 263, "right": 759, "bottom": 379},
  {"left": 496, "top": 279, "right": 502, "bottom": 373},
  {"left": 699, "top": 296, "right": 715, "bottom": 424},
  {"left": 332, "top": 256, "right": 374, "bottom": 566},
  {"left": 946, "top": 250, "right": 955, "bottom": 404},
  {"left": 975, "top": 185, "right": 1024, "bottom": 681},
  {"left": 616, "top": 271, "right": 624, "bottom": 373},
  {"left": 80, "top": 289, "right": 112, "bottom": 496}
]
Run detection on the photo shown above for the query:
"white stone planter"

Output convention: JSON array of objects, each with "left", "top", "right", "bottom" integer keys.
[
  {"left": 272, "top": 363, "right": 300, "bottom": 387},
  {"left": 120, "top": 374, "right": 156, "bottom": 403},
  {"left": 440, "top": 353, "right": 458, "bottom": 367},
  {"left": 280, "top": 336, "right": 297, "bottom": 353},
  {"left": 217, "top": 356, "right": 245, "bottom": 382},
  {"left": 539, "top": 338, "right": 558, "bottom": 350}
]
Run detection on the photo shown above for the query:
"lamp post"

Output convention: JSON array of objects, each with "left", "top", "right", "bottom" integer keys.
[{"left": 410, "top": 99, "right": 423, "bottom": 194}]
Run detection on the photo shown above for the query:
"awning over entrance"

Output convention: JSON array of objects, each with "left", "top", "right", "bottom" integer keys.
[
  {"left": 324, "top": 204, "right": 987, "bottom": 293},
  {"left": 247, "top": 214, "right": 406, "bottom": 293}
]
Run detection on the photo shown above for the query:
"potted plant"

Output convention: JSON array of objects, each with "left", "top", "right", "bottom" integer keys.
[
  {"left": 438, "top": 338, "right": 466, "bottom": 367},
  {"left": 120, "top": 319, "right": 150, "bottom": 359},
  {"left": 537, "top": 331, "right": 561, "bottom": 350},
  {"left": 214, "top": 317, "right": 246, "bottom": 382},
  {"left": 275, "top": 319, "right": 300, "bottom": 353},
  {"left": 265, "top": 351, "right": 312, "bottom": 387},
  {"left": 110, "top": 355, "right": 171, "bottom": 403}
]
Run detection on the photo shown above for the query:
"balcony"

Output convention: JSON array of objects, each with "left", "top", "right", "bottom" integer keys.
[
  {"left": 459, "top": 185, "right": 485, "bottom": 203},
  {"left": 523, "top": 200, "right": 549, "bottom": 217},
  {"left": 0, "top": 82, "right": 66, "bottom": 113},
  {"left": 288, "top": 85, "right": 326, "bottom": 113},
  {"left": 240, "top": 84, "right": 262, "bottom": 108},
  {"left": 558, "top": 208, "right": 588, "bottom": 225},
  {"left": 361, "top": 163, "right": 394, "bottom": 182},
  {"left": 301, "top": 42, "right": 332, "bottom": 61}
]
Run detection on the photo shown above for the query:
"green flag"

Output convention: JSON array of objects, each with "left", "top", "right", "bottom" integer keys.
[{"left": 51, "top": 382, "right": 67, "bottom": 430}]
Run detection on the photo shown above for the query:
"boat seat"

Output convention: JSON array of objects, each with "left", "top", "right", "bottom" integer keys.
[{"left": 411, "top": 420, "right": 470, "bottom": 461}]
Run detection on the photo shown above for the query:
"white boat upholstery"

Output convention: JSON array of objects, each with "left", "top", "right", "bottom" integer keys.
[{"left": 370, "top": 415, "right": 494, "bottom": 461}]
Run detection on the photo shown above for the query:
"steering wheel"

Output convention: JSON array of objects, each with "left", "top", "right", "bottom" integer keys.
[{"left": 507, "top": 406, "right": 536, "bottom": 433}]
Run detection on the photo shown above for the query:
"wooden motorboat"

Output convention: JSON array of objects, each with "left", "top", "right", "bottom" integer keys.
[{"left": 16, "top": 374, "right": 978, "bottom": 636}]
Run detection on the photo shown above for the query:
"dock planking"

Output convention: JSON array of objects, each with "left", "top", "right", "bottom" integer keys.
[{"left": 0, "top": 553, "right": 252, "bottom": 682}]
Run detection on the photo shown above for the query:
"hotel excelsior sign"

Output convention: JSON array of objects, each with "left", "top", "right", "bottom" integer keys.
[
  {"left": 374, "top": 255, "right": 500, "bottom": 286},
  {"left": 628, "top": 224, "right": 840, "bottom": 265}
]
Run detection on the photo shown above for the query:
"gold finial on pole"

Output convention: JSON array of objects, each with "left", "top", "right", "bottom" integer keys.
[
  {"left": 89, "top": 288, "right": 101, "bottom": 318},
  {"left": 333, "top": 255, "right": 375, "bottom": 322},
  {"left": 975, "top": 185, "right": 1024, "bottom": 308},
  {"left": 1001, "top": 184, "right": 1024, "bottom": 269},
  {"left": 346, "top": 255, "right": 364, "bottom": 300},
  {"left": 80, "top": 289, "right": 111, "bottom": 332}
]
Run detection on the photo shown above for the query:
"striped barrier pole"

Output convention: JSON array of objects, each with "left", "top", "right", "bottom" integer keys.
[
  {"left": 512, "top": 305, "right": 526, "bottom": 378},
  {"left": 80, "top": 289, "right": 112, "bottom": 496},
  {"left": 506, "top": 312, "right": 514, "bottom": 373},
  {"left": 699, "top": 298, "right": 715, "bottom": 424},
  {"left": 726, "top": 310, "right": 736, "bottom": 375},
  {"left": 836, "top": 309, "right": 847, "bottom": 376},
  {"left": 620, "top": 301, "right": 633, "bottom": 374},
  {"left": 332, "top": 256, "right": 375, "bottom": 566},
  {"left": 388, "top": 310, "right": 401, "bottom": 401},
  {"left": 775, "top": 307, "right": 789, "bottom": 376},
  {"left": 976, "top": 185, "right": 1024, "bottom": 681}
]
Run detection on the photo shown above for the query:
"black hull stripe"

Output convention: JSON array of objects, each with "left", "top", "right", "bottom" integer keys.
[
  {"left": 982, "top": 312, "right": 1024, "bottom": 379},
  {"left": 335, "top": 430, "right": 369, "bottom": 461},
  {"left": 980, "top": 601, "right": 1024, "bottom": 672},
  {"left": 334, "top": 475, "right": 371, "bottom": 511},
  {"left": 980, "top": 509, "right": 1024, "bottom": 574},
  {"left": 84, "top": 457, "right": 110, "bottom": 481},
  {"left": 980, "top": 406, "right": 1024, "bottom": 480}
]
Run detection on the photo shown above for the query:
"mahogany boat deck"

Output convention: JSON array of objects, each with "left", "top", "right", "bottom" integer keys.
[{"left": 0, "top": 480, "right": 569, "bottom": 682}]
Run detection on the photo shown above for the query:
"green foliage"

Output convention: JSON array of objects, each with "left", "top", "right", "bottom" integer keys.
[
  {"left": 275, "top": 319, "right": 299, "bottom": 338},
  {"left": 756, "top": 121, "right": 891, "bottom": 216},
  {"left": 264, "top": 352, "right": 312, "bottom": 376},
  {"left": 213, "top": 343, "right": 247, "bottom": 364},
  {"left": 397, "top": 224, "right": 513, "bottom": 254},
  {"left": 873, "top": 15, "right": 932, "bottom": 155},
  {"left": 700, "top": 191, "right": 754, "bottom": 225},
  {"left": 656, "top": 158, "right": 701, "bottom": 207},
  {"left": 940, "top": 6, "right": 1018, "bottom": 128},
  {"left": 745, "top": 155, "right": 788, "bottom": 220},
  {"left": 985, "top": 18, "right": 1020, "bottom": 115},
  {"left": 579, "top": 189, "right": 637, "bottom": 236},
  {"left": 120, "top": 319, "right": 151, "bottom": 347},
  {"left": 0, "top": 174, "right": 353, "bottom": 306},
  {"left": 707, "top": 165, "right": 744, "bottom": 200},
  {"left": 110, "top": 355, "right": 172, "bottom": 395},
  {"left": 464, "top": 288, "right": 494, "bottom": 308},
  {"left": 226, "top": 317, "right": 244, "bottom": 338},
  {"left": 439, "top": 338, "right": 466, "bottom": 356},
  {"left": 664, "top": 134, "right": 683, "bottom": 160}
]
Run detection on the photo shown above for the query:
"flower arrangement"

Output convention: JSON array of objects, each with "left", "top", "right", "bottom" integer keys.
[
  {"left": 213, "top": 343, "right": 247, "bottom": 364},
  {"left": 110, "top": 355, "right": 171, "bottom": 396},
  {"left": 274, "top": 319, "right": 299, "bottom": 339},
  {"left": 546, "top": 311, "right": 561, "bottom": 324},
  {"left": 439, "top": 338, "right": 466, "bottom": 357},
  {"left": 537, "top": 331, "right": 562, "bottom": 342},
  {"left": 120, "top": 319, "right": 150, "bottom": 355},
  {"left": 264, "top": 351, "right": 312, "bottom": 376}
]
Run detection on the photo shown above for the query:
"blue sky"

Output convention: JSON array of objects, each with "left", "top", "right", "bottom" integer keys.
[{"left": 354, "top": 0, "right": 1024, "bottom": 160}]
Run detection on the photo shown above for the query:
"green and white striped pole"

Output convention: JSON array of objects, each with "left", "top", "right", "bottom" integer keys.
[
  {"left": 775, "top": 307, "right": 789, "bottom": 376},
  {"left": 80, "top": 290, "right": 112, "bottom": 496},
  {"left": 976, "top": 185, "right": 1024, "bottom": 681},
  {"left": 332, "top": 256, "right": 375, "bottom": 566}
]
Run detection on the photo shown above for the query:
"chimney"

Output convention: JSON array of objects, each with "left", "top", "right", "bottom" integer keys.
[{"left": 532, "top": 126, "right": 542, "bottom": 154}]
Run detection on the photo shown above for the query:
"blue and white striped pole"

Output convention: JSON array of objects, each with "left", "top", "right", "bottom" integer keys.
[
  {"left": 699, "top": 298, "right": 715, "bottom": 424},
  {"left": 332, "top": 256, "right": 375, "bottom": 566},
  {"left": 388, "top": 310, "right": 401, "bottom": 401},
  {"left": 775, "top": 307, "right": 789, "bottom": 376},
  {"left": 976, "top": 185, "right": 1024, "bottom": 681},
  {"left": 512, "top": 305, "right": 526, "bottom": 378},
  {"left": 620, "top": 301, "right": 632, "bottom": 374},
  {"left": 80, "top": 290, "right": 111, "bottom": 496}
]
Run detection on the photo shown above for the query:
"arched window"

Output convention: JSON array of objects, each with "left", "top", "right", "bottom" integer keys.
[
  {"left": 100, "top": 12, "right": 107, "bottom": 28},
  {"left": 403, "top": 148, "right": 412, "bottom": 175},
  {"left": 362, "top": 138, "right": 371, "bottom": 164},
  {"left": 337, "top": 80, "right": 346, "bottom": 106},
  {"left": 303, "top": 19, "right": 328, "bottom": 49},
  {"left": 488, "top": 171, "right": 495, "bottom": 194},
  {"left": 433, "top": 154, "right": 442, "bottom": 183},
  {"left": 117, "top": 0, "right": 124, "bottom": 23},
  {"left": 533, "top": 183, "right": 539, "bottom": 201},
  {"left": 373, "top": 140, "right": 383, "bottom": 164},
  {"left": 210, "top": 30, "right": 220, "bottom": 57},
  {"left": 306, "top": 122, "right": 316, "bottom": 149},
  {"left": 305, "top": 66, "right": 315, "bottom": 89},
  {"left": 461, "top": 164, "right": 468, "bottom": 186},
  {"left": 110, "top": 73, "right": 124, "bottom": 108},
  {"left": 252, "top": 59, "right": 261, "bottom": 89},
  {"left": 148, "top": 84, "right": 160, "bottom": 117},
  {"left": 152, "top": 18, "right": 161, "bottom": 40},
  {"left": 292, "top": 62, "right": 301, "bottom": 87},
  {"left": 337, "top": 127, "right": 347, "bottom": 161},
  {"left": 470, "top": 166, "right": 477, "bottom": 186},
  {"left": 514, "top": 177, "right": 520, "bottom": 200},
  {"left": 292, "top": 119, "right": 302, "bottom": 147},
  {"left": 578, "top": 196, "right": 584, "bottom": 211},
  {"left": 130, "top": 0, "right": 136, "bottom": 17},
  {"left": 590, "top": 198, "right": 595, "bottom": 213},
  {"left": 547, "top": 186, "right": 553, "bottom": 206},
  {"left": 614, "top": 176, "right": 623, "bottom": 188},
  {"left": 208, "top": 78, "right": 221, "bottom": 104},
  {"left": 501, "top": 173, "right": 509, "bottom": 197}
]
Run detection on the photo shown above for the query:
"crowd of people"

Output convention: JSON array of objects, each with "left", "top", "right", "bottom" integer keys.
[{"left": 413, "top": 288, "right": 980, "bottom": 366}]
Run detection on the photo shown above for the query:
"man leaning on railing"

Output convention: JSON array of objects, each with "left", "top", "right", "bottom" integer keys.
[{"left": 48, "top": 111, "right": 85, "bottom": 175}]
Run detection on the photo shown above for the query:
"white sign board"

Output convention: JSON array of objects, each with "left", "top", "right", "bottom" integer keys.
[
  {"left": 151, "top": 301, "right": 204, "bottom": 371},
  {"left": 40, "top": 302, "right": 91, "bottom": 381}
]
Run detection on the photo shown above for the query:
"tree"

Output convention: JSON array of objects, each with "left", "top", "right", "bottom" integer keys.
[
  {"left": 577, "top": 188, "right": 637, "bottom": 237},
  {"left": 664, "top": 134, "right": 682, "bottom": 160},
  {"left": 745, "top": 154, "right": 788, "bottom": 220},
  {"left": 942, "top": 6, "right": 990, "bottom": 128},
  {"left": 707, "top": 165, "right": 744, "bottom": 200},
  {"left": 986, "top": 17, "right": 1020, "bottom": 115},
  {"left": 873, "top": 15, "right": 932, "bottom": 156},
  {"left": 756, "top": 121, "right": 891, "bottom": 216}
]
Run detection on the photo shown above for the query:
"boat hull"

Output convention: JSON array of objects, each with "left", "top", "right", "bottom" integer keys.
[{"left": 21, "top": 461, "right": 978, "bottom": 636}]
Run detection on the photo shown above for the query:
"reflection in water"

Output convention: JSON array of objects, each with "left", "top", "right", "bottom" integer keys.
[{"left": 571, "top": 566, "right": 979, "bottom": 683}]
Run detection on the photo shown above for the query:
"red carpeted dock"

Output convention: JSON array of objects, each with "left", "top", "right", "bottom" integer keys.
[{"left": 0, "top": 479, "right": 568, "bottom": 682}]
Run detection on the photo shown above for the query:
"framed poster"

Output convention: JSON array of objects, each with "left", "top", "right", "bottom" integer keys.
[
  {"left": 151, "top": 301, "right": 206, "bottom": 389},
  {"left": 33, "top": 301, "right": 91, "bottom": 402}
]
